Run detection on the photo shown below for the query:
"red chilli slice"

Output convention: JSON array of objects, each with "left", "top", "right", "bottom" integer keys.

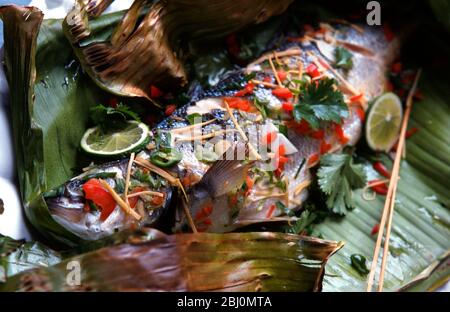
[{"left": 272, "top": 87, "right": 293, "bottom": 99}]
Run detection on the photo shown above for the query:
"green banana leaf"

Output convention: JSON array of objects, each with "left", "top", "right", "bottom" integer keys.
[
  {"left": 0, "top": 230, "right": 343, "bottom": 291},
  {"left": 0, "top": 235, "right": 61, "bottom": 282},
  {"left": 317, "top": 73, "right": 450, "bottom": 292},
  {"left": 1, "top": 2, "right": 449, "bottom": 291}
]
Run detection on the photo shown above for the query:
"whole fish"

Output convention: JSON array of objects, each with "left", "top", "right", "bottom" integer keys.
[{"left": 45, "top": 22, "right": 399, "bottom": 241}]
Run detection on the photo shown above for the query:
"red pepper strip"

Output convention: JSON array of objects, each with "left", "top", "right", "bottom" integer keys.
[
  {"left": 349, "top": 93, "right": 364, "bottom": 104},
  {"left": 306, "top": 64, "right": 321, "bottom": 78},
  {"left": 224, "top": 97, "right": 252, "bottom": 112},
  {"left": 225, "top": 33, "right": 240, "bottom": 58},
  {"left": 334, "top": 124, "right": 349, "bottom": 145},
  {"left": 310, "top": 129, "right": 324, "bottom": 140},
  {"left": 307, "top": 153, "right": 320, "bottom": 166},
  {"left": 272, "top": 87, "right": 293, "bottom": 99},
  {"left": 371, "top": 223, "right": 380, "bottom": 235},
  {"left": 355, "top": 106, "right": 366, "bottom": 122},
  {"left": 391, "top": 62, "right": 402, "bottom": 74},
  {"left": 263, "top": 131, "right": 277, "bottom": 145},
  {"left": 274, "top": 168, "right": 283, "bottom": 178},
  {"left": 83, "top": 179, "right": 117, "bottom": 221},
  {"left": 414, "top": 90, "right": 424, "bottom": 101},
  {"left": 128, "top": 186, "right": 146, "bottom": 208},
  {"left": 266, "top": 204, "right": 276, "bottom": 219},
  {"left": 150, "top": 85, "right": 163, "bottom": 98},
  {"left": 320, "top": 141, "right": 332, "bottom": 154},
  {"left": 405, "top": 127, "right": 419, "bottom": 139},
  {"left": 165, "top": 104, "right": 176, "bottom": 116},
  {"left": 108, "top": 98, "right": 118, "bottom": 108},
  {"left": 202, "top": 218, "right": 212, "bottom": 226},
  {"left": 202, "top": 205, "right": 213, "bottom": 217},
  {"left": 277, "top": 70, "right": 288, "bottom": 82},
  {"left": 368, "top": 180, "right": 388, "bottom": 195},
  {"left": 150, "top": 195, "right": 164, "bottom": 206},
  {"left": 235, "top": 82, "right": 255, "bottom": 97},
  {"left": 83, "top": 202, "right": 90, "bottom": 213},
  {"left": 229, "top": 194, "right": 238, "bottom": 206},
  {"left": 385, "top": 80, "right": 394, "bottom": 92},
  {"left": 391, "top": 127, "right": 419, "bottom": 152},
  {"left": 263, "top": 76, "right": 272, "bottom": 83},
  {"left": 383, "top": 23, "right": 395, "bottom": 42},
  {"left": 373, "top": 162, "right": 391, "bottom": 179},
  {"left": 281, "top": 102, "right": 294, "bottom": 112},
  {"left": 245, "top": 176, "right": 254, "bottom": 195},
  {"left": 278, "top": 144, "right": 286, "bottom": 156}
]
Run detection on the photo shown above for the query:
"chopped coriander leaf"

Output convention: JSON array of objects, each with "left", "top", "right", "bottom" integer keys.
[
  {"left": 253, "top": 98, "right": 268, "bottom": 120},
  {"left": 334, "top": 47, "right": 353, "bottom": 71},
  {"left": 350, "top": 254, "right": 370, "bottom": 275},
  {"left": 293, "top": 78, "right": 348, "bottom": 129},
  {"left": 317, "top": 153, "right": 366, "bottom": 215},
  {"left": 186, "top": 113, "right": 202, "bottom": 125},
  {"left": 284, "top": 210, "right": 318, "bottom": 234},
  {"left": 91, "top": 103, "right": 140, "bottom": 130}
]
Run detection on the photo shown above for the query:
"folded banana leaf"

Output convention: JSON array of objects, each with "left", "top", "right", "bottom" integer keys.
[
  {"left": 0, "top": 230, "right": 343, "bottom": 291},
  {"left": 0, "top": 234, "right": 61, "bottom": 282},
  {"left": 1, "top": 2, "right": 449, "bottom": 292},
  {"left": 62, "top": 0, "right": 293, "bottom": 98}
]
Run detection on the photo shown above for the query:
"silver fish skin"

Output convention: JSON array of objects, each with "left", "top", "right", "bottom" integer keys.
[{"left": 45, "top": 22, "right": 399, "bottom": 239}]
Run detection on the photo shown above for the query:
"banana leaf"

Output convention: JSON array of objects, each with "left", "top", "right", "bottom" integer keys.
[
  {"left": 1, "top": 2, "right": 449, "bottom": 291},
  {"left": 0, "top": 234, "right": 61, "bottom": 282},
  {"left": 0, "top": 230, "right": 343, "bottom": 291},
  {"left": 62, "top": 0, "right": 293, "bottom": 98},
  {"left": 316, "top": 73, "right": 450, "bottom": 291}
]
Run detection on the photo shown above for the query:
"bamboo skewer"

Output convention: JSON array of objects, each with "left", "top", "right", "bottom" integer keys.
[{"left": 366, "top": 69, "right": 422, "bottom": 292}]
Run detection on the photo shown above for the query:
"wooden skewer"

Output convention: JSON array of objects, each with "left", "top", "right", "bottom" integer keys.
[
  {"left": 376, "top": 69, "right": 422, "bottom": 292},
  {"left": 366, "top": 69, "right": 422, "bottom": 292}
]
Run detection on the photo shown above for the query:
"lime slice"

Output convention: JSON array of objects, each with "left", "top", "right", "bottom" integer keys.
[
  {"left": 81, "top": 121, "right": 149, "bottom": 156},
  {"left": 365, "top": 93, "right": 403, "bottom": 152}
]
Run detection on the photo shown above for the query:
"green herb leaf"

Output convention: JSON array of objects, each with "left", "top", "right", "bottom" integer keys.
[
  {"left": 186, "top": 113, "right": 202, "bottom": 125},
  {"left": 284, "top": 210, "right": 318, "bottom": 234},
  {"left": 91, "top": 103, "right": 140, "bottom": 130},
  {"left": 317, "top": 153, "right": 366, "bottom": 215},
  {"left": 350, "top": 254, "right": 370, "bottom": 275},
  {"left": 293, "top": 78, "right": 348, "bottom": 129},
  {"left": 253, "top": 98, "right": 268, "bottom": 120},
  {"left": 334, "top": 47, "right": 353, "bottom": 71}
]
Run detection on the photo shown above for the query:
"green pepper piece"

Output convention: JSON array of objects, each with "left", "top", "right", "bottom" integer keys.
[{"left": 150, "top": 149, "right": 182, "bottom": 167}]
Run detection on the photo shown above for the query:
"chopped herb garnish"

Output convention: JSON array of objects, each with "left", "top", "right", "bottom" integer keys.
[
  {"left": 253, "top": 98, "right": 268, "bottom": 120},
  {"left": 317, "top": 153, "right": 366, "bottom": 215},
  {"left": 293, "top": 78, "right": 348, "bottom": 129},
  {"left": 275, "top": 201, "right": 294, "bottom": 217},
  {"left": 334, "top": 47, "right": 353, "bottom": 71},
  {"left": 275, "top": 122, "right": 288, "bottom": 136},
  {"left": 91, "top": 103, "right": 140, "bottom": 130},
  {"left": 350, "top": 254, "right": 370, "bottom": 276},
  {"left": 115, "top": 178, "right": 125, "bottom": 193},
  {"left": 187, "top": 113, "right": 202, "bottom": 125},
  {"left": 284, "top": 210, "right": 318, "bottom": 234}
]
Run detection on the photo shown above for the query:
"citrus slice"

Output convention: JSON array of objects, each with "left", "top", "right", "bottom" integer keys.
[
  {"left": 365, "top": 92, "right": 403, "bottom": 152},
  {"left": 81, "top": 121, "right": 149, "bottom": 156}
]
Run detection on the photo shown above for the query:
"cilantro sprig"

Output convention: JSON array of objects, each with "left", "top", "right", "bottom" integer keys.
[
  {"left": 317, "top": 152, "right": 366, "bottom": 215},
  {"left": 293, "top": 78, "right": 348, "bottom": 129},
  {"left": 91, "top": 103, "right": 140, "bottom": 130},
  {"left": 334, "top": 47, "right": 353, "bottom": 72}
]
